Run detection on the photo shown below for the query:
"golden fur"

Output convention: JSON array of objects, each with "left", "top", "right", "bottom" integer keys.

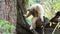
[{"left": 24, "top": 4, "right": 44, "bottom": 30}]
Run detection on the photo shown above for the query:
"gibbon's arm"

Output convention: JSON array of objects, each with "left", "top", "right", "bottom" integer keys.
[{"left": 24, "top": 11, "right": 32, "bottom": 18}]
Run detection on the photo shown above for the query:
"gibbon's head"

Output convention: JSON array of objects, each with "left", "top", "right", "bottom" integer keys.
[
  {"left": 28, "top": 4, "right": 44, "bottom": 12},
  {"left": 27, "top": 4, "right": 44, "bottom": 17}
]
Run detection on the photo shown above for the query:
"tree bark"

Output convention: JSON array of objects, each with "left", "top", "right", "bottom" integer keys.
[{"left": 16, "top": 0, "right": 33, "bottom": 34}]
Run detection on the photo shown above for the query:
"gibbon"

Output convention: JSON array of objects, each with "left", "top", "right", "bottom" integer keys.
[
  {"left": 45, "top": 11, "right": 60, "bottom": 28},
  {"left": 50, "top": 11, "right": 60, "bottom": 27},
  {"left": 50, "top": 11, "right": 60, "bottom": 23},
  {"left": 24, "top": 4, "right": 44, "bottom": 30}
]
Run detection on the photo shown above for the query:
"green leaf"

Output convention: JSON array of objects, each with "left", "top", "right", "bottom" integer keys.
[
  {"left": 56, "top": 3, "right": 60, "bottom": 6},
  {"left": 11, "top": 25, "right": 16, "bottom": 30},
  {"left": 4, "top": 24, "right": 11, "bottom": 30},
  {"left": 3, "top": 32, "right": 8, "bottom": 34}
]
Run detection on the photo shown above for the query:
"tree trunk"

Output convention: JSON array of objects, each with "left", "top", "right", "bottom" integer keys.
[{"left": 16, "top": 0, "right": 33, "bottom": 34}]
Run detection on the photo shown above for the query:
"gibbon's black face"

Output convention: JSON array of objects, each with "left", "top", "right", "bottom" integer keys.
[{"left": 28, "top": 9, "right": 38, "bottom": 17}]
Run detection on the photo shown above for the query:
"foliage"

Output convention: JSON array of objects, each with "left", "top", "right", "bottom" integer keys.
[
  {"left": 26, "top": 15, "right": 33, "bottom": 25},
  {"left": 0, "top": 20, "right": 16, "bottom": 34}
]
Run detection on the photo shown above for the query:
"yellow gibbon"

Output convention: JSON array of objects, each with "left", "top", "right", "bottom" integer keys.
[{"left": 24, "top": 4, "right": 44, "bottom": 30}]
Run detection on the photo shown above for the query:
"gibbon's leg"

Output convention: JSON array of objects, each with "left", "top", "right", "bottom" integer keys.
[{"left": 30, "top": 17, "right": 38, "bottom": 30}]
